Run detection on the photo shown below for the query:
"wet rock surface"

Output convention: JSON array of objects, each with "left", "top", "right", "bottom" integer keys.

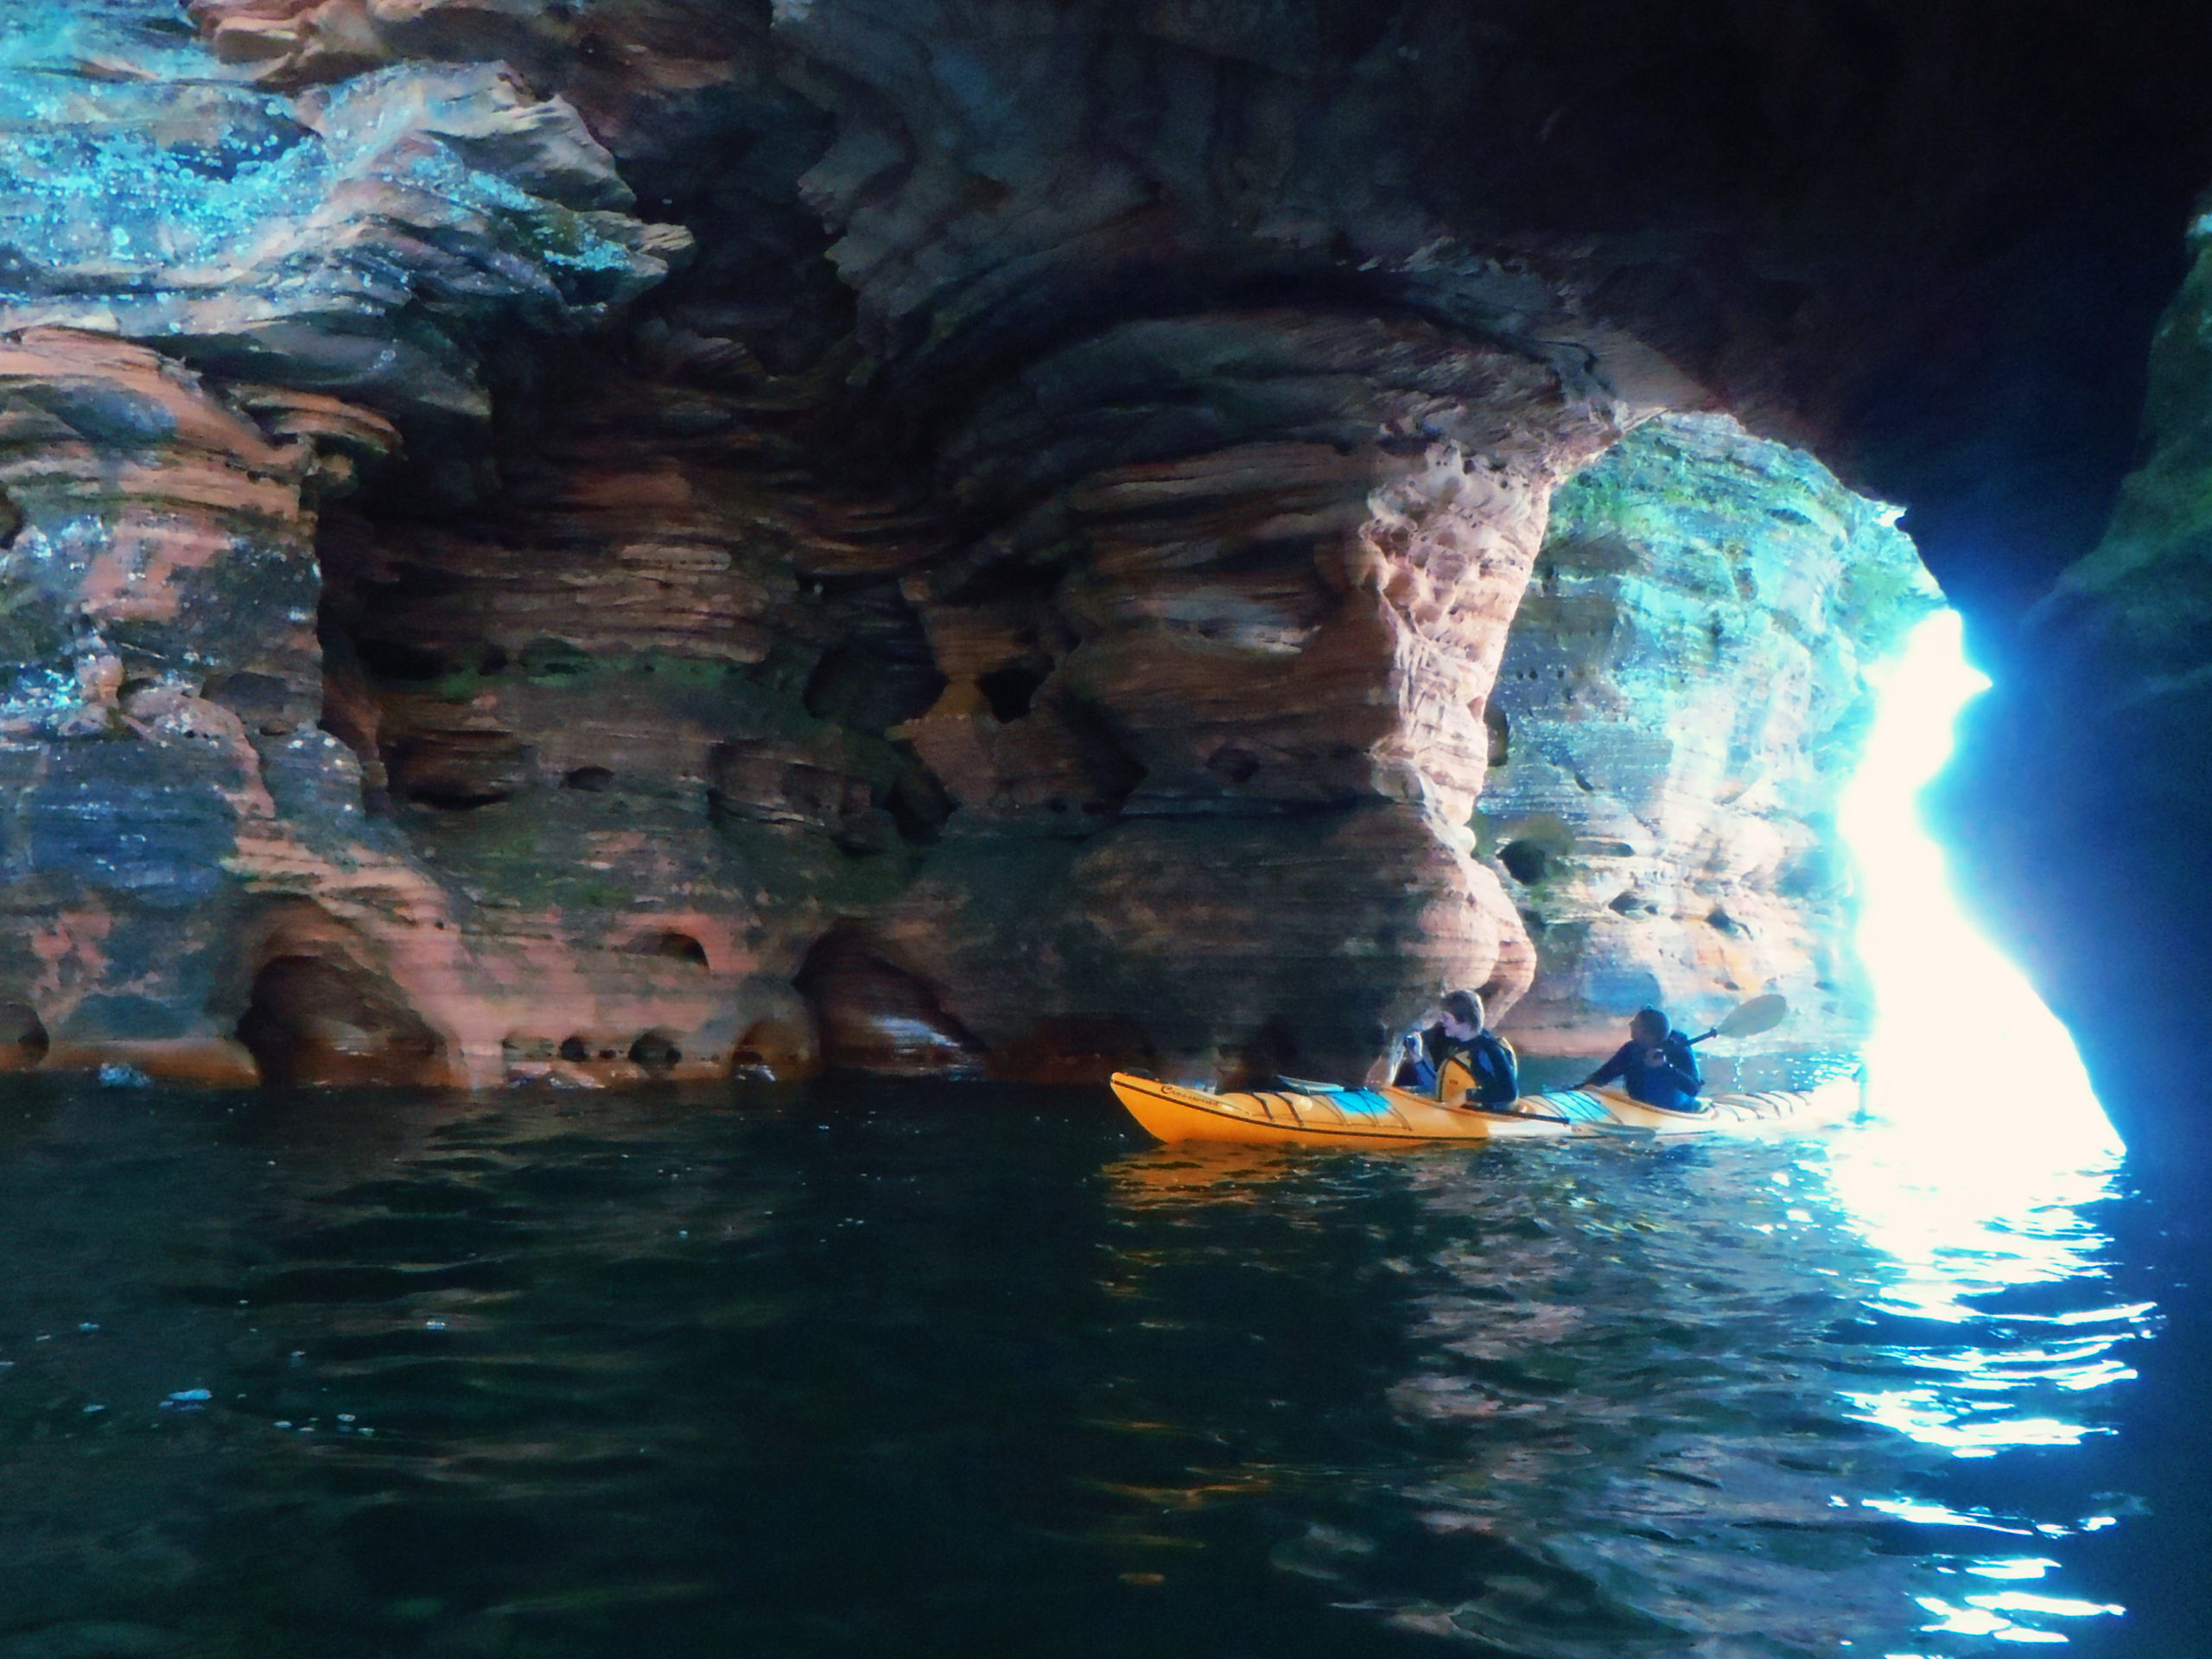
[
  {"left": 1484, "top": 414, "right": 1939, "bottom": 1056},
  {"left": 0, "top": 0, "right": 2204, "bottom": 1095}
]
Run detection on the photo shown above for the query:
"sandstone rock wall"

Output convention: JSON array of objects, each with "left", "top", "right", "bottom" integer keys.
[
  {"left": 1482, "top": 414, "right": 1940, "bottom": 1057},
  {"left": 0, "top": 0, "right": 2189, "bottom": 1098},
  {"left": 852, "top": 310, "right": 1618, "bottom": 1084},
  {"left": 0, "top": 0, "right": 1640, "bottom": 1090},
  {"left": 321, "top": 309, "right": 1618, "bottom": 1089},
  {"left": 0, "top": 5, "right": 728, "bottom": 1089}
]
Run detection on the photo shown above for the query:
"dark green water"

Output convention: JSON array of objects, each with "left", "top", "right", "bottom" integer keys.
[{"left": 0, "top": 1078, "right": 2193, "bottom": 1658}]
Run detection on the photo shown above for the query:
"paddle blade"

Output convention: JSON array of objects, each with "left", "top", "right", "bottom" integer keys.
[{"left": 1714, "top": 993, "right": 1790, "bottom": 1039}]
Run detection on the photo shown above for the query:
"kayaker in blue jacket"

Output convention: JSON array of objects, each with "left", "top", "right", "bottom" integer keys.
[
  {"left": 1395, "top": 990, "right": 1519, "bottom": 1106},
  {"left": 1580, "top": 1007, "right": 1702, "bottom": 1109}
]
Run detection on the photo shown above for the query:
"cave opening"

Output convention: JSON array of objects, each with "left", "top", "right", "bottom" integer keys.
[
  {"left": 631, "top": 931, "right": 710, "bottom": 968},
  {"left": 1497, "top": 839, "right": 1550, "bottom": 886},
  {"left": 1838, "top": 610, "right": 2118, "bottom": 1158},
  {"left": 0, "top": 1002, "right": 47, "bottom": 1069},
  {"left": 236, "top": 955, "right": 447, "bottom": 1088},
  {"left": 978, "top": 662, "right": 1049, "bottom": 724}
]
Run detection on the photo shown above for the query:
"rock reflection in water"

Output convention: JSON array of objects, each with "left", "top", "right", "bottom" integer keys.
[
  {"left": 0, "top": 1081, "right": 801, "bottom": 1655},
  {"left": 0, "top": 1082, "right": 2158, "bottom": 1658}
]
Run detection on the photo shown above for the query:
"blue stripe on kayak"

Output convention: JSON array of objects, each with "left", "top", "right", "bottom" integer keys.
[
  {"left": 1329, "top": 1090, "right": 1397, "bottom": 1116},
  {"left": 1540, "top": 1090, "right": 1616, "bottom": 1123}
]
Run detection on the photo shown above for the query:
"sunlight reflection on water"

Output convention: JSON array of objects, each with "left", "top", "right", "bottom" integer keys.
[
  {"left": 1786, "top": 1119, "right": 2150, "bottom": 1648},
  {"left": 1807, "top": 608, "right": 2146, "bottom": 1649},
  {"left": 1105, "top": 1115, "right": 2152, "bottom": 1655}
]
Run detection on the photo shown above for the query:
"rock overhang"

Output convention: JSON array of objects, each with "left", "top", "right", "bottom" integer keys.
[{"left": 0, "top": 0, "right": 2202, "bottom": 1121}]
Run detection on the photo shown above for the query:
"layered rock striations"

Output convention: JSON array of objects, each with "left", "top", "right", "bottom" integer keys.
[
  {"left": 324, "top": 306, "right": 1618, "bottom": 1087},
  {"left": 867, "top": 314, "right": 1617, "bottom": 1083},
  {"left": 1482, "top": 414, "right": 1939, "bottom": 1057},
  {"left": 0, "top": 5, "right": 712, "bottom": 1086},
  {"left": 0, "top": 0, "right": 2189, "bottom": 1096},
  {"left": 0, "top": 0, "right": 1637, "bottom": 1089},
  {"left": 0, "top": 328, "right": 389, "bottom": 1083}
]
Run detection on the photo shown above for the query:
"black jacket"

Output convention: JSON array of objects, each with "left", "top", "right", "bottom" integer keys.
[
  {"left": 1396, "top": 1027, "right": 1519, "bottom": 1104},
  {"left": 1586, "top": 1033, "right": 1701, "bottom": 1109}
]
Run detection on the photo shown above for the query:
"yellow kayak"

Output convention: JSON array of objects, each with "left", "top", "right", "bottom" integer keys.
[{"left": 1108, "top": 1071, "right": 1864, "bottom": 1147}]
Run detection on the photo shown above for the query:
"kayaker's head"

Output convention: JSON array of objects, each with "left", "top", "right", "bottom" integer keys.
[
  {"left": 1440, "top": 989, "right": 1484, "bottom": 1041},
  {"left": 1630, "top": 1007, "right": 1670, "bottom": 1046}
]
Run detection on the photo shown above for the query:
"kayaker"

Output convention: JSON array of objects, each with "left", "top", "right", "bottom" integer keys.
[
  {"left": 1395, "top": 990, "right": 1518, "bottom": 1107},
  {"left": 1579, "top": 1007, "right": 1702, "bottom": 1109}
]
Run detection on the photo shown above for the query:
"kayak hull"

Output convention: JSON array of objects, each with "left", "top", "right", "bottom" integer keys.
[{"left": 1109, "top": 1072, "right": 1862, "bottom": 1147}]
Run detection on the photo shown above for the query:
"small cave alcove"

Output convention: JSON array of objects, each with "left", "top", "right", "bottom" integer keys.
[
  {"left": 353, "top": 636, "right": 450, "bottom": 683},
  {"left": 1492, "top": 815, "right": 1577, "bottom": 889},
  {"left": 1484, "top": 704, "right": 1511, "bottom": 768},
  {"left": 804, "top": 636, "right": 947, "bottom": 735},
  {"left": 978, "top": 661, "right": 1050, "bottom": 724},
  {"left": 1707, "top": 906, "right": 1750, "bottom": 938},
  {"left": 0, "top": 1002, "right": 47, "bottom": 1071},
  {"left": 236, "top": 956, "right": 448, "bottom": 1088},
  {"left": 384, "top": 731, "right": 531, "bottom": 810},
  {"left": 797, "top": 929, "right": 988, "bottom": 1077},
  {"left": 1205, "top": 745, "right": 1262, "bottom": 785},
  {"left": 628, "top": 930, "right": 711, "bottom": 968},
  {"left": 1497, "top": 839, "right": 1552, "bottom": 886}
]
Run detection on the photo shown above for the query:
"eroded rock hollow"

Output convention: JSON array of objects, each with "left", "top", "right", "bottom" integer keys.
[{"left": 2, "top": 1, "right": 2206, "bottom": 1101}]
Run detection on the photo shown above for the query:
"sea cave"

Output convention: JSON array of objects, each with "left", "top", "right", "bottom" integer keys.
[{"left": 0, "top": 3, "right": 2207, "bottom": 1654}]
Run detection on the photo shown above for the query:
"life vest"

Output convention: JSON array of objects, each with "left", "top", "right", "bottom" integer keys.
[{"left": 1438, "top": 1033, "right": 1518, "bottom": 1107}]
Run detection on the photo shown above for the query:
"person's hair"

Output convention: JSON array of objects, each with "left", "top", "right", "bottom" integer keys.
[
  {"left": 1441, "top": 989, "right": 1484, "bottom": 1029},
  {"left": 1631, "top": 1006, "right": 1670, "bottom": 1038}
]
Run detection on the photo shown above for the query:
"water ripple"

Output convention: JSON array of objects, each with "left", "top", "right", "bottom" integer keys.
[{"left": 0, "top": 1081, "right": 2171, "bottom": 1657}]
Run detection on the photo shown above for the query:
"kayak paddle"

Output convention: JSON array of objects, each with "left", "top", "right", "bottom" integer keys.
[{"left": 1687, "top": 993, "right": 1789, "bottom": 1046}]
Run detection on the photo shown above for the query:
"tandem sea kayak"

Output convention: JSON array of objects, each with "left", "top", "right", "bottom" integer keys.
[{"left": 1108, "top": 1071, "right": 1864, "bottom": 1147}]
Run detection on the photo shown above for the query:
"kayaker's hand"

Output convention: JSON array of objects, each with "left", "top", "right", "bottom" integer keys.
[{"left": 1643, "top": 1046, "right": 1669, "bottom": 1068}]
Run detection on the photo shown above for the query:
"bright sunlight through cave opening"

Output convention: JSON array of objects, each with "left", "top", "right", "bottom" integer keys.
[{"left": 1838, "top": 609, "right": 2121, "bottom": 1159}]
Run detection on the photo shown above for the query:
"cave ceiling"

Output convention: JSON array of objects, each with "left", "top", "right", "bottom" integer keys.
[
  {"left": 137, "top": 0, "right": 2212, "bottom": 639},
  {"left": 3, "top": 2, "right": 2201, "bottom": 628}
]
